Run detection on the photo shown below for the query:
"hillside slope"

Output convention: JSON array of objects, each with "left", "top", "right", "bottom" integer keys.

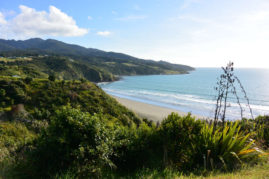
[
  {"left": 0, "top": 77, "right": 141, "bottom": 126},
  {"left": 0, "top": 56, "right": 116, "bottom": 82},
  {"left": 0, "top": 38, "right": 194, "bottom": 79}
]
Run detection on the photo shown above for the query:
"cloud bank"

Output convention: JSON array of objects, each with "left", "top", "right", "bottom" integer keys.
[{"left": 0, "top": 5, "right": 88, "bottom": 39}]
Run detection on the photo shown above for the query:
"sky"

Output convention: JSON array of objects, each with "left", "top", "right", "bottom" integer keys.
[{"left": 0, "top": 0, "right": 269, "bottom": 68}]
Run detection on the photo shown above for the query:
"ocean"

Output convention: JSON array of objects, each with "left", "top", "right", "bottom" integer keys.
[{"left": 99, "top": 68, "right": 269, "bottom": 120}]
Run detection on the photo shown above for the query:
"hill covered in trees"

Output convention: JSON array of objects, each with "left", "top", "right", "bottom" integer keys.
[
  {"left": 0, "top": 38, "right": 194, "bottom": 82},
  {"left": 0, "top": 77, "right": 141, "bottom": 126},
  {"left": 0, "top": 56, "right": 116, "bottom": 82}
]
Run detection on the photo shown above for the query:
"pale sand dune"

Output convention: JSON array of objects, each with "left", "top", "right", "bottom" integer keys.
[{"left": 113, "top": 96, "right": 207, "bottom": 122}]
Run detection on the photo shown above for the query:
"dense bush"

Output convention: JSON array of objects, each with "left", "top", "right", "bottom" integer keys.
[
  {"left": 112, "top": 122, "right": 161, "bottom": 172},
  {"left": 0, "top": 122, "right": 35, "bottom": 162},
  {"left": 200, "top": 122, "right": 262, "bottom": 170},
  {"left": 159, "top": 113, "right": 265, "bottom": 171},
  {"left": 0, "top": 122, "right": 36, "bottom": 177},
  {"left": 23, "top": 107, "right": 119, "bottom": 178},
  {"left": 1, "top": 110, "right": 268, "bottom": 178},
  {"left": 0, "top": 76, "right": 267, "bottom": 177},
  {"left": 255, "top": 116, "right": 269, "bottom": 147},
  {"left": 237, "top": 116, "right": 269, "bottom": 148},
  {"left": 159, "top": 113, "right": 204, "bottom": 170},
  {"left": 0, "top": 78, "right": 141, "bottom": 126}
]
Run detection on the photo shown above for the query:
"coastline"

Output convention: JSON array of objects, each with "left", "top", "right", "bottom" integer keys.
[{"left": 112, "top": 95, "right": 208, "bottom": 122}]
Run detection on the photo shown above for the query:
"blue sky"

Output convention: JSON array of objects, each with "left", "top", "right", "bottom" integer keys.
[{"left": 1, "top": 0, "right": 269, "bottom": 68}]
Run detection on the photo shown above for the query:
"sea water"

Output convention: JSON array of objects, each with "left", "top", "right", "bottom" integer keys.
[{"left": 99, "top": 68, "right": 269, "bottom": 120}]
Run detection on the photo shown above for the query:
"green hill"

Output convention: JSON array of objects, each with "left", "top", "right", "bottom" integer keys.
[
  {"left": 0, "top": 38, "right": 194, "bottom": 82},
  {"left": 0, "top": 56, "right": 116, "bottom": 82},
  {"left": 0, "top": 77, "right": 141, "bottom": 126}
]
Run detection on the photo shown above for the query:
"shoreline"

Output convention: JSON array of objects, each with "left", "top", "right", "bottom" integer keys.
[
  {"left": 112, "top": 95, "right": 208, "bottom": 122},
  {"left": 97, "top": 71, "right": 193, "bottom": 85}
]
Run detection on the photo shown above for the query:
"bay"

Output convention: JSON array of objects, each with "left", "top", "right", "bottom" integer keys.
[{"left": 99, "top": 68, "right": 269, "bottom": 120}]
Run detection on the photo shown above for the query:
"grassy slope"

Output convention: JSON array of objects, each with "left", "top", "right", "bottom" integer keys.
[{"left": 0, "top": 56, "right": 116, "bottom": 82}]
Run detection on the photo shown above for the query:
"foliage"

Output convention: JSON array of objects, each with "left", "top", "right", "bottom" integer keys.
[
  {"left": 159, "top": 113, "right": 265, "bottom": 171},
  {"left": 21, "top": 107, "right": 118, "bottom": 178},
  {"left": 160, "top": 113, "right": 204, "bottom": 170},
  {"left": 0, "top": 56, "right": 116, "bottom": 82},
  {"left": 48, "top": 74, "right": 56, "bottom": 81},
  {"left": 0, "top": 78, "right": 141, "bottom": 126},
  {"left": 23, "top": 77, "right": 33, "bottom": 84},
  {"left": 0, "top": 122, "right": 36, "bottom": 177},
  {"left": 112, "top": 121, "right": 161, "bottom": 172},
  {"left": 254, "top": 116, "right": 269, "bottom": 147},
  {"left": 0, "top": 122, "right": 35, "bottom": 162},
  {"left": 0, "top": 76, "right": 268, "bottom": 178},
  {"left": 1, "top": 111, "right": 268, "bottom": 178},
  {"left": 239, "top": 116, "right": 269, "bottom": 147},
  {"left": 200, "top": 122, "right": 263, "bottom": 170}
]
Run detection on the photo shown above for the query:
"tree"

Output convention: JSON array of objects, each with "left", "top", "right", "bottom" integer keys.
[
  {"left": 214, "top": 62, "right": 253, "bottom": 129},
  {"left": 29, "top": 107, "right": 116, "bottom": 177},
  {"left": 24, "top": 77, "right": 33, "bottom": 84},
  {"left": 48, "top": 74, "right": 56, "bottom": 81}
]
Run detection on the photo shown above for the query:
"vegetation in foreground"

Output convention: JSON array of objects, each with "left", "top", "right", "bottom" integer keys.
[
  {"left": 1, "top": 107, "right": 268, "bottom": 178},
  {"left": 0, "top": 76, "right": 268, "bottom": 178}
]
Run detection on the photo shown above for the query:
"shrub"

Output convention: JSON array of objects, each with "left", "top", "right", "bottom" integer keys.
[
  {"left": 159, "top": 113, "right": 204, "bottom": 170},
  {"left": 158, "top": 113, "right": 265, "bottom": 172},
  {"left": 24, "top": 77, "right": 33, "bottom": 84},
  {"left": 200, "top": 121, "right": 264, "bottom": 170},
  {"left": 112, "top": 122, "right": 161, "bottom": 172},
  {"left": 254, "top": 116, "right": 269, "bottom": 147},
  {"left": 238, "top": 116, "right": 269, "bottom": 148},
  {"left": 0, "top": 122, "right": 35, "bottom": 163},
  {"left": 48, "top": 74, "right": 56, "bottom": 81},
  {"left": 0, "top": 122, "right": 36, "bottom": 178},
  {"left": 25, "top": 107, "right": 117, "bottom": 178}
]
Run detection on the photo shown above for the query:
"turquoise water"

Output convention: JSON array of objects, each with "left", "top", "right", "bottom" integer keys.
[{"left": 99, "top": 68, "right": 269, "bottom": 120}]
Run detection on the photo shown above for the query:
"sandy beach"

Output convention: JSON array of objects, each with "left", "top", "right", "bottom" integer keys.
[{"left": 113, "top": 96, "right": 207, "bottom": 122}]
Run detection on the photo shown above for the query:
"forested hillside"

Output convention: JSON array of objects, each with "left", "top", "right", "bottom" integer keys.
[
  {"left": 0, "top": 38, "right": 194, "bottom": 82},
  {"left": 0, "top": 77, "right": 141, "bottom": 126},
  {"left": 0, "top": 56, "right": 116, "bottom": 82}
]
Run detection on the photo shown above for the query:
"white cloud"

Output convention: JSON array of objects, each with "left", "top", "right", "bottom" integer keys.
[
  {"left": 97, "top": 31, "right": 111, "bottom": 36},
  {"left": 115, "top": 15, "right": 147, "bottom": 21},
  {"left": 87, "top": 16, "right": 93, "bottom": 20},
  {"left": 0, "top": 5, "right": 88, "bottom": 39},
  {"left": 0, "top": 12, "right": 7, "bottom": 24}
]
